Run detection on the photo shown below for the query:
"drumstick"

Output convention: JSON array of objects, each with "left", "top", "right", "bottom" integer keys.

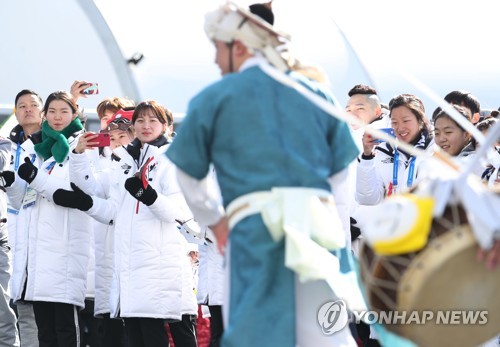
[
  {"left": 432, "top": 150, "right": 460, "bottom": 171},
  {"left": 259, "top": 62, "right": 461, "bottom": 175}
]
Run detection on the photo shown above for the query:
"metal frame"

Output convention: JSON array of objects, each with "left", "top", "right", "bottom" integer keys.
[{"left": 76, "top": 0, "right": 141, "bottom": 102}]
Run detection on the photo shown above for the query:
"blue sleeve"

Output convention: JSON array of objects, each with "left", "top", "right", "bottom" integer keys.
[
  {"left": 288, "top": 71, "right": 357, "bottom": 174},
  {"left": 166, "top": 91, "right": 215, "bottom": 180},
  {"left": 329, "top": 120, "right": 359, "bottom": 176},
  {"left": 289, "top": 70, "right": 340, "bottom": 107}
]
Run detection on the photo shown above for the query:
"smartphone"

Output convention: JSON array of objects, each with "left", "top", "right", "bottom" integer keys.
[
  {"left": 373, "top": 128, "right": 396, "bottom": 143},
  {"left": 86, "top": 132, "right": 110, "bottom": 147},
  {"left": 81, "top": 83, "right": 99, "bottom": 95},
  {"left": 373, "top": 128, "right": 395, "bottom": 143},
  {"left": 96, "top": 132, "right": 110, "bottom": 147}
]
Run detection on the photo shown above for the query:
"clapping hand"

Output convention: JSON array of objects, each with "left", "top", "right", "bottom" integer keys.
[
  {"left": 18, "top": 157, "right": 37, "bottom": 184},
  {"left": 53, "top": 182, "right": 93, "bottom": 211},
  {"left": 124, "top": 176, "right": 158, "bottom": 206},
  {"left": 0, "top": 171, "right": 15, "bottom": 187}
]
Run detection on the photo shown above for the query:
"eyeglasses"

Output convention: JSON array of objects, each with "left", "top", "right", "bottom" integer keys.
[{"left": 106, "top": 122, "right": 132, "bottom": 132}]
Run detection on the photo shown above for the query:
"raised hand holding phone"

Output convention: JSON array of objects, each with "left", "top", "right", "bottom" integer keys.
[
  {"left": 362, "top": 132, "right": 378, "bottom": 156},
  {"left": 81, "top": 83, "right": 99, "bottom": 95},
  {"left": 74, "top": 133, "right": 101, "bottom": 154},
  {"left": 70, "top": 80, "right": 92, "bottom": 103},
  {"left": 372, "top": 127, "right": 396, "bottom": 144},
  {"left": 92, "top": 132, "right": 110, "bottom": 147}
]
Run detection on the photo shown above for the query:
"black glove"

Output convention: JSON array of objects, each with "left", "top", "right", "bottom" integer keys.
[
  {"left": 53, "top": 182, "right": 93, "bottom": 211},
  {"left": 18, "top": 157, "right": 38, "bottom": 184},
  {"left": 124, "top": 176, "right": 157, "bottom": 206},
  {"left": 350, "top": 217, "right": 361, "bottom": 242},
  {"left": 0, "top": 171, "right": 15, "bottom": 187}
]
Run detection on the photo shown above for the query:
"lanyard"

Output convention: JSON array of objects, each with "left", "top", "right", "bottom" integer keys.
[
  {"left": 393, "top": 150, "right": 416, "bottom": 190},
  {"left": 14, "top": 131, "right": 24, "bottom": 171},
  {"left": 407, "top": 156, "right": 416, "bottom": 187}
]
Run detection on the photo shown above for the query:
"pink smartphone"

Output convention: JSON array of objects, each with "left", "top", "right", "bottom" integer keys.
[{"left": 81, "top": 83, "right": 99, "bottom": 95}]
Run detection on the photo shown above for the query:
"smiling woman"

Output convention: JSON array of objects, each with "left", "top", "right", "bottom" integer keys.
[
  {"left": 357, "top": 93, "right": 435, "bottom": 204},
  {"left": 131, "top": 101, "right": 171, "bottom": 145},
  {"left": 434, "top": 105, "right": 473, "bottom": 157}
]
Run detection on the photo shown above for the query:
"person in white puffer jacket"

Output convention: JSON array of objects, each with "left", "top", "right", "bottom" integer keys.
[
  {"left": 345, "top": 84, "right": 392, "bottom": 345},
  {"left": 76, "top": 103, "right": 135, "bottom": 347},
  {"left": 192, "top": 168, "right": 225, "bottom": 347},
  {"left": 197, "top": 227, "right": 225, "bottom": 347},
  {"left": 0, "top": 138, "right": 20, "bottom": 347},
  {"left": 6, "top": 89, "right": 44, "bottom": 347},
  {"left": 7, "top": 91, "right": 93, "bottom": 346},
  {"left": 357, "top": 93, "right": 436, "bottom": 206},
  {"left": 345, "top": 84, "right": 392, "bottom": 253},
  {"left": 58, "top": 101, "right": 198, "bottom": 347}
]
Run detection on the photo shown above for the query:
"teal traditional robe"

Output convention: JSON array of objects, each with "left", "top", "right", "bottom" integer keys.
[{"left": 167, "top": 63, "right": 358, "bottom": 346}]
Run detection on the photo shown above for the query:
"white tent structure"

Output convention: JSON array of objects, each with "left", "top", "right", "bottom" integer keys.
[
  {"left": 2, "top": 0, "right": 500, "bottom": 124},
  {"left": 0, "top": 0, "right": 140, "bottom": 131}
]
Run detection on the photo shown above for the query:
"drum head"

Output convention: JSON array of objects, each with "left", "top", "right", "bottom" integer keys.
[{"left": 398, "top": 225, "right": 500, "bottom": 347}]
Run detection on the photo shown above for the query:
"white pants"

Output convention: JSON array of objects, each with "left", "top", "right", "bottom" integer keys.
[
  {"left": 295, "top": 276, "right": 356, "bottom": 347},
  {"left": 16, "top": 302, "right": 39, "bottom": 347},
  {"left": 222, "top": 243, "right": 357, "bottom": 347},
  {"left": 478, "top": 335, "right": 500, "bottom": 347},
  {"left": 0, "top": 242, "right": 20, "bottom": 347}
]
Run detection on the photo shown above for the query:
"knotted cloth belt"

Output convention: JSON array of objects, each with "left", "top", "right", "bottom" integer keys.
[{"left": 226, "top": 187, "right": 367, "bottom": 310}]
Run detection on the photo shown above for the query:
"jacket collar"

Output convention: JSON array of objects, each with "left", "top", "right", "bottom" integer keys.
[
  {"left": 29, "top": 130, "right": 43, "bottom": 145},
  {"left": 125, "top": 136, "right": 169, "bottom": 166},
  {"left": 9, "top": 124, "right": 25, "bottom": 144},
  {"left": 458, "top": 142, "right": 475, "bottom": 157}
]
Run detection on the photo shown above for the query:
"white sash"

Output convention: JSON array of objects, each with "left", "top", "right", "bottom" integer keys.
[{"left": 226, "top": 187, "right": 367, "bottom": 310}]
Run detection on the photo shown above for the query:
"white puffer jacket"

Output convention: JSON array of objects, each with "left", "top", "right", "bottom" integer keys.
[
  {"left": 6, "top": 127, "right": 31, "bottom": 268},
  {"left": 347, "top": 114, "right": 392, "bottom": 247},
  {"left": 356, "top": 138, "right": 436, "bottom": 206},
  {"left": 89, "top": 160, "right": 113, "bottom": 314},
  {"left": 78, "top": 141, "right": 198, "bottom": 319},
  {"left": 0, "top": 139, "right": 11, "bottom": 247},
  {"left": 70, "top": 148, "right": 114, "bottom": 315},
  {"left": 197, "top": 228, "right": 224, "bottom": 306},
  {"left": 7, "top": 132, "right": 92, "bottom": 307}
]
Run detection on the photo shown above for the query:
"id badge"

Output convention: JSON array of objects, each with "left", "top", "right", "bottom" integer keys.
[{"left": 22, "top": 187, "right": 38, "bottom": 209}]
